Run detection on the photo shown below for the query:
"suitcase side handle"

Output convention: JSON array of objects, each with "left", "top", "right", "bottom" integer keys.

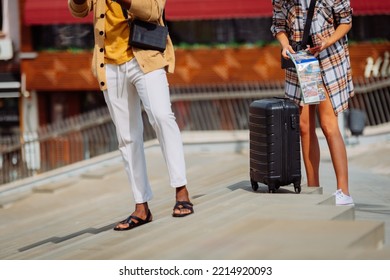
[{"left": 291, "top": 115, "right": 298, "bottom": 129}]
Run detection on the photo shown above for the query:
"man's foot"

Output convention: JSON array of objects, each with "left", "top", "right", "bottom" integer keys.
[
  {"left": 173, "top": 186, "right": 194, "bottom": 217},
  {"left": 114, "top": 209, "right": 152, "bottom": 231},
  {"left": 172, "top": 201, "right": 194, "bottom": 217}
]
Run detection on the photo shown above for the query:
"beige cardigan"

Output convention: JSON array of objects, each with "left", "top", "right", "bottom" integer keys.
[{"left": 68, "top": 0, "right": 175, "bottom": 91}]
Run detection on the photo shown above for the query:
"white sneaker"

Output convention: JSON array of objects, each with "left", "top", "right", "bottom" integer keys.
[{"left": 334, "top": 189, "right": 354, "bottom": 206}]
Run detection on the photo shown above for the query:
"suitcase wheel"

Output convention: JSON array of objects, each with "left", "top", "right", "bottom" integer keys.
[
  {"left": 268, "top": 184, "right": 278, "bottom": 193},
  {"left": 250, "top": 179, "right": 259, "bottom": 191},
  {"left": 294, "top": 182, "right": 301, "bottom": 194}
]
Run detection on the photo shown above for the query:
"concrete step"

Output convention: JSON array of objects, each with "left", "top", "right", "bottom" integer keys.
[
  {"left": 1, "top": 139, "right": 389, "bottom": 260},
  {"left": 18, "top": 213, "right": 383, "bottom": 260},
  {"left": 0, "top": 188, "right": 33, "bottom": 209},
  {"left": 0, "top": 166, "right": 353, "bottom": 259},
  {"left": 6, "top": 186, "right": 362, "bottom": 260},
  {"left": 124, "top": 220, "right": 384, "bottom": 260}
]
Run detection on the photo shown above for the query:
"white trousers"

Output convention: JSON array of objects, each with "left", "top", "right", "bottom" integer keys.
[{"left": 103, "top": 59, "right": 187, "bottom": 203}]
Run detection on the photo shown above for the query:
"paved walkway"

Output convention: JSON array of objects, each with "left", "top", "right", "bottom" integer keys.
[
  {"left": 318, "top": 123, "right": 390, "bottom": 243},
  {"left": 0, "top": 125, "right": 390, "bottom": 260}
]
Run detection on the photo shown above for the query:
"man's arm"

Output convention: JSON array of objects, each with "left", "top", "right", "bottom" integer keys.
[
  {"left": 114, "top": 0, "right": 132, "bottom": 11},
  {"left": 68, "top": 0, "right": 91, "bottom": 18},
  {"left": 121, "top": 0, "right": 165, "bottom": 22}
]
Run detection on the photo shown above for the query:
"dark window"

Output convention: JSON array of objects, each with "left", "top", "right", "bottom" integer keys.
[
  {"left": 0, "top": 97, "right": 19, "bottom": 136},
  {"left": 349, "top": 15, "right": 390, "bottom": 41},
  {"left": 167, "top": 16, "right": 389, "bottom": 46},
  {"left": 28, "top": 15, "right": 389, "bottom": 51},
  {"left": 167, "top": 18, "right": 274, "bottom": 46},
  {"left": 0, "top": 0, "right": 3, "bottom": 31},
  {"left": 31, "top": 24, "right": 94, "bottom": 50}
]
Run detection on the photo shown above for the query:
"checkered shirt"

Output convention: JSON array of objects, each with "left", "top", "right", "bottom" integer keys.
[{"left": 271, "top": 0, "right": 355, "bottom": 115}]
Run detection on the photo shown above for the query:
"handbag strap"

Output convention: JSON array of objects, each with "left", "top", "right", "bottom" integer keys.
[
  {"left": 121, "top": 7, "right": 166, "bottom": 26},
  {"left": 301, "top": 0, "right": 316, "bottom": 47}
]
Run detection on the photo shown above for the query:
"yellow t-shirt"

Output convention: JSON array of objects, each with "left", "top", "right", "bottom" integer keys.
[{"left": 104, "top": 0, "right": 134, "bottom": 64}]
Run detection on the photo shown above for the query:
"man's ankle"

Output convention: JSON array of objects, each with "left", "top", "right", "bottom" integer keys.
[{"left": 176, "top": 186, "right": 189, "bottom": 201}]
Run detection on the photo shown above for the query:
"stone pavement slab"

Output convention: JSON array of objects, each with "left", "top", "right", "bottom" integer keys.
[{"left": 0, "top": 130, "right": 390, "bottom": 260}]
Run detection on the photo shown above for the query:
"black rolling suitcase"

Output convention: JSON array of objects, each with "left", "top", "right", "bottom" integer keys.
[{"left": 249, "top": 98, "right": 302, "bottom": 193}]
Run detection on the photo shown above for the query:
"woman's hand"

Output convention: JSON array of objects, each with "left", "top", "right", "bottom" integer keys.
[
  {"left": 309, "top": 23, "right": 352, "bottom": 57},
  {"left": 282, "top": 45, "right": 295, "bottom": 59},
  {"left": 277, "top": 32, "right": 294, "bottom": 59},
  {"left": 308, "top": 34, "right": 330, "bottom": 57}
]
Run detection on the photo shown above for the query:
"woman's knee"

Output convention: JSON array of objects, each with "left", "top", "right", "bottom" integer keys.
[
  {"left": 299, "top": 115, "right": 316, "bottom": 138},
  {"left": 299, "top": 105, "right": 317, "bottom": 137},
  {"left": 320, "top": 120, "right": 340, "bottom": 138},
  {"left": 300, "top": 118, "right": 310, "bottom": 136}
]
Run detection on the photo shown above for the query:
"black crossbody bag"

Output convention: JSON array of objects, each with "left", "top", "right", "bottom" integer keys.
[
  {"left": 281, "top": 0, "right": 316, "bottom": 69},
  {"left": 121, "top": 8, "right": 168, "bottom": 52}
]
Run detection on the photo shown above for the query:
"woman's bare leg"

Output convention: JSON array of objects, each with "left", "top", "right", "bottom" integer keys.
[
  {"left": 300, "top": 104, "right": 320, "bottom": 187},
  {"left": 317, "top": 94, "right": 349, "bottom": 195}
]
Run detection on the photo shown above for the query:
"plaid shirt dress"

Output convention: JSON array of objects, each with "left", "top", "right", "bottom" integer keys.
[{"left": 271, "top": 0, "right": 355, "bottom": 115}]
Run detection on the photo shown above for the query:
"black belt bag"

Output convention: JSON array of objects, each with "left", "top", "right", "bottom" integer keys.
[
  {"left": 121, "top": 8, "right": 168, "bottom": 52},
  {"left": 129, "top": 19, "right": 168, "bottom": 52}
]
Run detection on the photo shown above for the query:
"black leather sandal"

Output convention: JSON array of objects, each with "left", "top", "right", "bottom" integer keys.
[
  {"left": 172, "top": 201, "right": 194, "bottom": 217},
  {"left": 114, "top": 209, "right": 152, "bottom": 231}
]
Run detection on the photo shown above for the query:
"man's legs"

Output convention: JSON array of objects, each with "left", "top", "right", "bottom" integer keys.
[
  {"left": 130, "top": 60, "right": 192, "bottom": 216},
  {"left": 104, "top": 63, "right": 153, "bottom": 228}
]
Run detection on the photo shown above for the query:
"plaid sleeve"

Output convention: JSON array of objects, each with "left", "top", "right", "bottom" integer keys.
[
  {"left": 270, "top": 0, "right": 288, "bottom": 37},
  {"left": 333, "top": 0, "right": 353, "bottom": 26}
]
